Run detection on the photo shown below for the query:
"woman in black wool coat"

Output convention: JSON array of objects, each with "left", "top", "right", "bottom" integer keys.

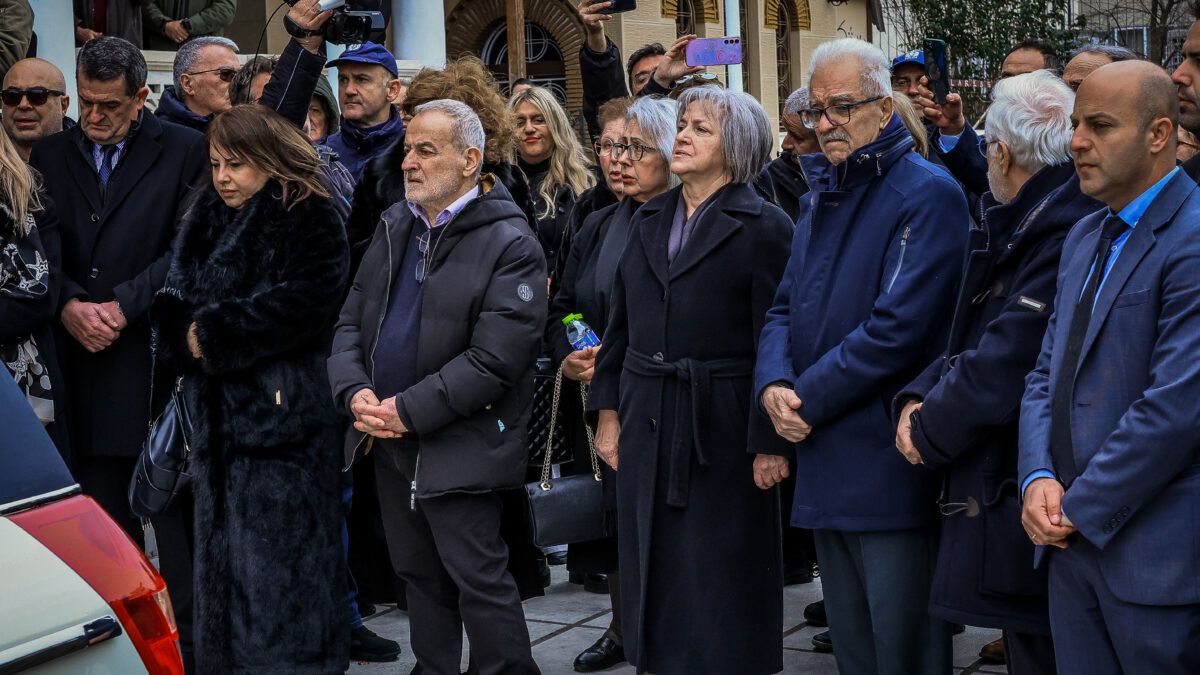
[
  {"left": 590, "top": 87, "right": 793, "bottom": 675},
  {"left": 152, "top": 104, "right": 350, "bottom": 674}
]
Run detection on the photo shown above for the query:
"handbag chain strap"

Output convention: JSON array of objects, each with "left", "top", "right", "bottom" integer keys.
[{"left": 539, "top": 362, "right": 602, "bottom": 491}]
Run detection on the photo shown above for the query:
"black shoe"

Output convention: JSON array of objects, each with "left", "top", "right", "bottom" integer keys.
[
  {"left": 350, "top": 625, "right": 402, "bottom": 662},
  {"left": 811, "top": 630, "right": 832, "bottom": 652},
  {"left": 356, "top": 601, "right": 377, "bottom": 619},
  {"left": 573, "top": 635, "right": 626, "bottom": 672},
  {"left": 539, "top": 558, "right": 552, "bottom": 588},
  {"left": 803, "top": 600, "right": 827, "bottom": 627},
  {"left": 547, "top": 550, "right": 569, "bottom": 566},
  {"left": 583, "top": 573, "right": 608, "bottom": 594},
  {"left": 953, "top": 623, "right": 966, "bottom": 635}
]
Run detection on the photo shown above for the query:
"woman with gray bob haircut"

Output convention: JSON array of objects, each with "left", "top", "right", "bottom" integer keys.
[
  {"left": 624, "top": 96, "right": 681, "bottom": 190},
  {"left": 589, "top": 82, "right": 795, "bottom": 675}
]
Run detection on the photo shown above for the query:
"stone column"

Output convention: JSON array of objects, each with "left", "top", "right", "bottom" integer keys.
[{"left": 391, "top": 0, "right": 446, "bottom": 69}]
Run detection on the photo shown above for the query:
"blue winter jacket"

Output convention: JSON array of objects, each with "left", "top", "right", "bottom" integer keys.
[
  {"left": 755, "top": 118, "right": 970, "bottom": 531},
  {"left": 323, "top": 108, "right": 405, "bottom": 183}
]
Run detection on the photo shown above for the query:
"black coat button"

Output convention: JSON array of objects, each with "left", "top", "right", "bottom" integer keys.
[
  {"left": 90, "top": 213, "right": 99, "bottom": 222},
  {"left": 89, "top": 267, "right": 100, "bottom": 278},
  {"left": 652, "top": 352, "right": 664, "bottom": 361},
  {"left": 649, "top": 418, "right": 657, "bottom": 431}
]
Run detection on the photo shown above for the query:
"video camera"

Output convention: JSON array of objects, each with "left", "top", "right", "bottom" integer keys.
[{"left": 283, "top": 0, "right": 385, "bottom": 45}]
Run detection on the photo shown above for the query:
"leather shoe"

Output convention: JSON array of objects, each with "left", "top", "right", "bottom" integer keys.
[
  {"left": 547, "top": 550, "right": 569, "bottom": 565},
  {"left": 811, "top": 630, "right": 832, "bottom": 652},
  {"left": 583, "top": 573, "right": 608, "bottom": 594},
  {"left": 979, "top": 637, "right": 1005, "bottom": 664},
  {"left": 803, "top": 600, "right": 827, "bottom": 627},
  {"left": 573, "top": 635, "right": 626, "bottom": 672},
  {"left": 350, "top": 625, "right": 402, "bottom": 662}
]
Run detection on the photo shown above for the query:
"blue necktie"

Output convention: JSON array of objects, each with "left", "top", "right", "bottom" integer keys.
[{"left": 98, "top": 144, "right": 117, "bottom": 188}]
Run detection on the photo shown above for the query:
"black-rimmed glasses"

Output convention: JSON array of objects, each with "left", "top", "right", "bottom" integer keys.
[
  {"left": 1, "top": 87, "right": 64, "bottom": 107},
  {"left": 799, "top": 96, "right": 883, "bottom": 130},
  {"left": 187, "top": 67, "right": 238, "bottom": 82},
  {"left": 613, "top": 142, "right": 653, "bottom": 161}
]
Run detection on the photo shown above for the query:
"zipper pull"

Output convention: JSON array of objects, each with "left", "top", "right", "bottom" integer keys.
[
  {"left": 901, "top": 226, "right": 911, "bottom": 244},
  {"left": 410, "top": 480, "right": 417, "bottom": 511}
]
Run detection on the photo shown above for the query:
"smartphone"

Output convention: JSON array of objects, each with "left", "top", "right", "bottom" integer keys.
[
  {"left": 923, "top": 38, "right": 949, "bottom": 105},
  {"left": 685, "top": 37, "right": 743, "bottom": 67},
  {"left": 600, "top": 0, "right": 637, "bottom": 14}
]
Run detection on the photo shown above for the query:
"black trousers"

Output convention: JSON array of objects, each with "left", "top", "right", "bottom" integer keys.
[
  {"left": 77, "top": 456, "right": 196, "bottom": 673},
  {"left": 1002, "top": 629, "right": 1056, "bottom": 675},
  {"left": 375, "top": 441, "right": 539, "bottom": 675}
]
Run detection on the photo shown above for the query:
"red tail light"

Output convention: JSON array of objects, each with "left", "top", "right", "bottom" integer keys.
[{"left": 10, "top": 495, "right": 184, "bottom": 674}]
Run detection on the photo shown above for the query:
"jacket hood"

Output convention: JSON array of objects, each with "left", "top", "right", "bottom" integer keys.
[
  {"left": 154, "top": 86, "right": 211, "bottom": 132},
  {"left": 312, "top": 76, "right": 340, "bottom": 138},
  {"left": 336, "top": 107, "right": 404, "bottom": 152},
  {"left": 984, "top": 162, "right": 1103, "bottom": 263},
  {"left": 799, "top": 114, "right": 915, "bottom": 192}
]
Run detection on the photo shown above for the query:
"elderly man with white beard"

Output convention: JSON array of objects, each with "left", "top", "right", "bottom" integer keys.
[
  {"left": 893, "top": 69, "right": 1104, "bottom": 674},
  {"left": 328, "top": 99, "right": 546, "bottom": 675}
]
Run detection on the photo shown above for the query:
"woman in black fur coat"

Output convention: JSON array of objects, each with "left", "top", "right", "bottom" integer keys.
[{"left": 152, "top": 105, "right": 350, "bottom": 674}]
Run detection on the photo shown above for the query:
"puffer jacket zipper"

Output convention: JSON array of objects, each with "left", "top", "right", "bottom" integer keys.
[
  {"left": 886, "top": 226, "right": 911, "bottom": 293},
  {"left": 344, "top": 214, "right": 394, "bottom": 472}
]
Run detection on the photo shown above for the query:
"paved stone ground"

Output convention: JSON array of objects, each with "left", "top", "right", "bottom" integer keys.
[{"left": 348, "top": 566, "right": 1007, "bottom": 674}]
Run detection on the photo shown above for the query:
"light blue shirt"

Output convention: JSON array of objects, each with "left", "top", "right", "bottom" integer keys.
[
  {"left": 407, "top": 184, "right": 481, "bottom": 229},
  {"left": 1023, "top": 167, "right": 1180, "bottom": 497},
  {"left": 92, "top": 138, "right": 128, "bottom": 175},
  {"left": 937, "top": 130, "right": 962, "bottom": 153}
]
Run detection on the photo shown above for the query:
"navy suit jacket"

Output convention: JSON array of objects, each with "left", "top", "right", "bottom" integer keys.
[{"left": 1018, "top": 170, "right": 1200, "bottom": 606}]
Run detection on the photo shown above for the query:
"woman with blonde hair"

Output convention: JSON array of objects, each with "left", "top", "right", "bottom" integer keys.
[
  {"left": 0, "top": 127, "right": 64, "bottom": 444},
  {"left": 152, "top": 104, "right": 350, "bottom": 674},
  {"left": 509, "top": 85, "right": 596, "bottom": 274}
]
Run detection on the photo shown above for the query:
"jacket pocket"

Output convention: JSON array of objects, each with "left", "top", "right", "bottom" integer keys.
[
  {"left": 1112, "top": 288, "right": 1150, "bottom": 309},
  {"left": 978, "top": 474, "right": 1048, "bottom": 600}
]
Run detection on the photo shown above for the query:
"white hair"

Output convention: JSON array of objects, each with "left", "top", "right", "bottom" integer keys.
[
  {"left": 985, "top": 69, "right": 1074, "bottom": 172},
  {"left": 783, "top": 86, "right": 809, "bottom": 117},
  {"left": 173, "top": 36, "right": 238, "bottom": 91},
  {"left": 675, "top": 87, "right": 773, "bottom": 184},
  {"left": 625, "top": 96, "right": 681, "bottom": 188},
  {"left": 808, "top": 39, "right": 891, "bottom": 99},
  {"left": 413, "top": 99, "right": 486, "bottom": 170}
]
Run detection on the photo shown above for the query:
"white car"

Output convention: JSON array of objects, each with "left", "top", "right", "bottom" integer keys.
[{"left": 0, "top": 377, "right": 184, "bottom": 674}]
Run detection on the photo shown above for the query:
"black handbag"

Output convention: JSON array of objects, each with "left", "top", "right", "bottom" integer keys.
[
  {"left": 128, "top": 377, "right": 193, "bottom": 519},
  {"left": 524, "top": 363, "right": 606, "bottom": 548},
  {"left": 527, "top": 357, "right": 572, "bottom": 466}
]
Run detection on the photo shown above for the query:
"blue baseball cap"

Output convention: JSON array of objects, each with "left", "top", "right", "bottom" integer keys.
[
  {"left": 328, "top": 42, "right": 398, "bottom": 78},
  {"left": 892, "top": 49, "right": 924, "bottom": 70}
]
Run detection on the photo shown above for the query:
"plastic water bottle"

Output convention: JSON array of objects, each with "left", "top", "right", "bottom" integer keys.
[{"left": 563, "top": 313, "right": 600, "bottom": 350}]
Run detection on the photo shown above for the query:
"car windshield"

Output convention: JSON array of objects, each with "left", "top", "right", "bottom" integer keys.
[{"left": 0, "top": 377, "right": 74, "bottom": 512}]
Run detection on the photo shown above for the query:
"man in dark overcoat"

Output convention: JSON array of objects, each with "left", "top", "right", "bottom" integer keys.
[
  {"left": 30, "top": 36, "right": 205, "bottom": 670},
  {"left": 893, "top": 70, "right": 1103, "bottom": 673}
]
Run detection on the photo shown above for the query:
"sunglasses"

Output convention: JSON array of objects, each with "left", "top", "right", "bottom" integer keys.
[
  {"left": 187, "top": 67, "right": 238, "bottom": 83},
  {"left": 1, "top": 87, "right": 65, "bottom": 107}
]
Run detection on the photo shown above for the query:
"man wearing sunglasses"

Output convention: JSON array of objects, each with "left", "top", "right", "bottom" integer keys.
[
  {"left": 1, "top": 58, "right": 71, "bottom": 162},
  {"left": 155, "top": 36, "right": 239, "bottom": 132}
]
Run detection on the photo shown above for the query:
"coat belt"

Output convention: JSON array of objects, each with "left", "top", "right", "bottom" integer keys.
[{"left": 625, "top": 348, "right": 753, "bottom": 508}]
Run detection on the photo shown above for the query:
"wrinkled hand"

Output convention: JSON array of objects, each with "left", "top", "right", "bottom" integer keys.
[
  {"left": 98, "top": 300, "right": 127, "bottom": 332},
  {"left": 186, "top": 322, "right": 202, "bottom": 359},
  {"left": 164, "top": 20, "right": 189, "bottom": 44},
  {"left": 287, "top": 0, "right": 334, "bottom": 52},
  {"left": 895, "top": 400, "right": 924, "bottom": 465},
  {"left": 761, "top": 384, "right": 811, "bottom": 443},
  {"left": 1021, "top": 477, "right": 1076, "bottom": 549},
  {"left": 562, "top": 346, "right": 600, "bottom": 384},
  {"left": 349, "top": 387, "right": 380, "bottom": 421},
  {"left": 914, "top": 76, "right": 966, "bottom": 135},
  {"left": 595, "top": 409, "right": 620, "bottom": 470},
  {"left": 752, "top": 454, "right": 790, "bottom": 490},
  {"left": 75, "top": 26, "right": 102, "bottom": 43},
  {"left": 356, "top": 395, "right": 409, "bottom": 439},
  {"left": 61, "top": 299, "right": 119, "bottom": 353},
  {"left": 652, "top": 35, "right": 705, "bottom": 89},
  {"left": 578, "top": 0, "right": 613, "bottom": 43}
]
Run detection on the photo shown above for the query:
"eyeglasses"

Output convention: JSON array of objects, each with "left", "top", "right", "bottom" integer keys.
[
  {"left": 593, "top": 138, "right": 616, "bottom": 159},
  {"left": 979, "top": 138, "right": 996, "bottom": 155},
  {"left": 613, "top": 142, "right": 654, "bottom": 161},
  {"left": 1, "top": 87, "right": 64, "bottom": 107},
  {"left": 187, "top": 67, "right": 238, "bottom": 82},
  {"left": 674, "top": 73, "right": 719, "bottom": 86},
  {"left": 799, "top": 96, "right": 883, "bottom": 130}
]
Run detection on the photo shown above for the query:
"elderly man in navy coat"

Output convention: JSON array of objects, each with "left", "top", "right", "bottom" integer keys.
[
  {"left": 754, "top": 38, "right": 969, "bottom": 674},
  {"left": 1018, "top": 60, "right": 1200, "bottom": 674}
]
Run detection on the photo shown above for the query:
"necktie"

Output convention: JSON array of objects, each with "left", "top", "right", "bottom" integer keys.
[
  {"left": 98, "top": 144, "right": 117, "bottom": 188},
  {"left": 1049, "top": 214, "right": 1129, "bottom": 486}
]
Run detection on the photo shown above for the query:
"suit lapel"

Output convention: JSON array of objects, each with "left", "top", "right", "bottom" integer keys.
[
  {"left": 638, "top": 193, "right": 673, "bottom": 292},
  {"left": 64, "top": 136, "right": 103, "bottom": 216},
  {"left": 101, "top": 117, "right": 163, "bottom": 221}
]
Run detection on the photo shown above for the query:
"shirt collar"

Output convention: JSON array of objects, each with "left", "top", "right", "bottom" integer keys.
[
  {"left": 407, "top": 184, "right": 481, "bottom": 229},
  {"left": 1114, "top": 166, "right": 1179, "bottom": 227}
]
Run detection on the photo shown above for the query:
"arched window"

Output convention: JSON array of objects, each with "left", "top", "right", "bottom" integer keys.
[
  {"left": 480, "top": 20, "right": 568, "bottom": 104},
  {"left": 676, "top": 0, "right": 699, "bottom": 38}
]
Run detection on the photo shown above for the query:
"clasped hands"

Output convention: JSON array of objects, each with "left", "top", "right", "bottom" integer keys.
[
  {"left": 350, "top": 388, "right": 409, "bottom": 439},
  {"left": 61, "top": 298, "right": 126, "bottom": 353},
  {"left": 1022, "top": 478, "right": 1076, "bottom": 549}
]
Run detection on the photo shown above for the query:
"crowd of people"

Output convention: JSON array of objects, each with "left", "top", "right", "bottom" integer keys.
[{"left": 3, "top": 0, "right": 1200, "bottom": 673}]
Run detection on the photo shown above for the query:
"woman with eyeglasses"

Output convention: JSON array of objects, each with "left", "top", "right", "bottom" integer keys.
[
  {"left": 151, "top": 104, "right": 350, "bottom": 674},
  {"left": 589, "top": 87, "right": 793, "bottom": 675},
  {"left": 509, "top": 86, "right": 595, "bottom": 283},
  {"left": 548, "top": 95, "right": 679, "bottom": 673}
]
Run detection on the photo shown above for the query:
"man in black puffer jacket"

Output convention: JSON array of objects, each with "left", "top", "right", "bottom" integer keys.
[{"left": 328, "top": 100, "right": 545, "bottom": 675}]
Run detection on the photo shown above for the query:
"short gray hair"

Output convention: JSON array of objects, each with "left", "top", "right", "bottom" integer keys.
[
  {"left": 809, "top": 38, "right": 891, "bottom": 99},
  {"left": 985, "top": 69, "right": 1074, "bottom": 172},
  {"left": 413, "top": 99, "right": 486, "bottom": 170},
  {"left": 675, "top": 87, "right": 772, "bottom": 184},
  {"left": 626, "top": 96, "right": 681, "bottom": 188},
  {"left": 1069, "top": 44, "right": 1139, "bottom": 63},
  {"left": 783, "top": 86, "right": 809, "bottom": 117},
  {"left": 173, "top": 37, "right": 239, "bottom": 91}
]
